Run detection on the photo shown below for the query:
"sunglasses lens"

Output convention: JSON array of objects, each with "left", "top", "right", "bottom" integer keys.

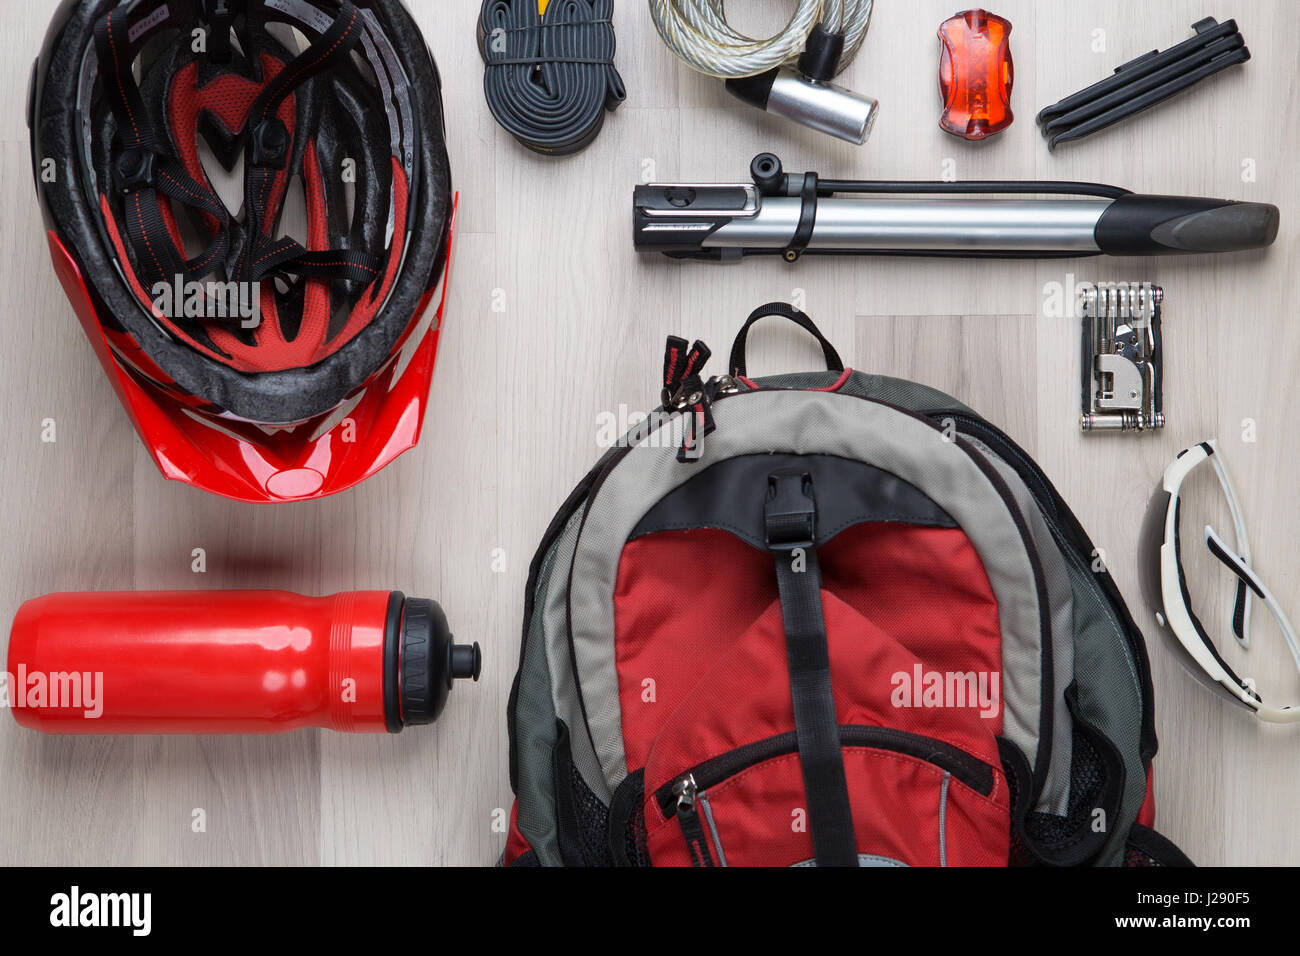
[{"left": 1138, "top": 484, "right": 1171, "bottom": 617}]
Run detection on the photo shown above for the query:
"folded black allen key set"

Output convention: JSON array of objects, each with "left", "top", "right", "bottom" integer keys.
[
  {"left": 1037, "top": 17, "right": 1251, "bottom": 150},
  {"left": 4, "top": 0, "right": 1296, "bottom": 890}
]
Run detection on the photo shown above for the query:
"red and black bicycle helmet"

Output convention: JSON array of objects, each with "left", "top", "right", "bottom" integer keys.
[{"left": 29, "top": 0, "right": 454, "bottom": 502}]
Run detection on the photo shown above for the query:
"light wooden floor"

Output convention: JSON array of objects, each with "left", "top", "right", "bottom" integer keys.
[{"left": 1, "top": 0, "right": 1295, "bottom": 866}]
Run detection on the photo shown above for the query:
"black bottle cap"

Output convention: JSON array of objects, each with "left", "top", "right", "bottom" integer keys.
[{"left": 385, "top": 595, "right": 480, "bottom": 730}]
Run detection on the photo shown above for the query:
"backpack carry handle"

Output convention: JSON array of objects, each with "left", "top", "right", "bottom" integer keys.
[{"left": 729, "top": 303, "right": 845, "bottom": 378}]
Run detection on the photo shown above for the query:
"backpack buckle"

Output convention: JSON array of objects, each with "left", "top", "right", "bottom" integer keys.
[{"left": 764, "top": 470, "right": 816, "bottom": 550}]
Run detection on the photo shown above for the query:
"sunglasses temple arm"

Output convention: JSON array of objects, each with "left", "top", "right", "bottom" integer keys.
[
  {"left": 1210, "top": 453, "right": 1254, "bottom": 647},
  {"left": 1205, "top": 525, "right": 1300, "bottom": 676}
]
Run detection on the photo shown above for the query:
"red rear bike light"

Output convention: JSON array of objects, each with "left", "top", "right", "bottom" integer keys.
[{"left": 938, "top": 9, "right": 1014, "bottom": 141}]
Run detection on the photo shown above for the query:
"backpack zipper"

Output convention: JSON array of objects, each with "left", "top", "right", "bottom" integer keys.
[
  {"left": 672, "top": 774, "right": 716, "bottom": 867},
  {"left": 660, "top": 726, "right": 997, "bottom": 866},
  {"left": 658, "top": 724, "right": 996, "bottom": 819},
  {"left": 938, "top": 413, "right": 1058, "bottom": 519}
]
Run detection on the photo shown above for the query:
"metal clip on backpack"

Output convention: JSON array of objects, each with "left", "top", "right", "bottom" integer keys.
[{"left": 504, "top": 303, "right": 1191, "bottom": 867}]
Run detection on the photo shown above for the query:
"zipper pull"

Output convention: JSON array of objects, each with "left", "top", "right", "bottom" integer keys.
[
  {"left": 681, "top": 340, "right": 711, "bottom": 386},
  {"left": 673, "top": 773, "right": 698, "bottom": 812},
  {"left": 661, "top": 338, "right": 711, "bottom": 407},
  {"left": 672, "top": 774, "right": 716, "bottom": 867},
  {"left": 676, "top": 385, "right": 715, "bottom": 464},
  {"left": 659, "top": 339, "right": 717, "bottom": 464},
  {"left": 662, "top": 336, "right": 690, "bottom": 407}
]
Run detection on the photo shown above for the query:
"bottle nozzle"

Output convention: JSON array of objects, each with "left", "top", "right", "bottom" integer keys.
[{"left": 452, "top": 643, "right": 482, "bottom": 681}]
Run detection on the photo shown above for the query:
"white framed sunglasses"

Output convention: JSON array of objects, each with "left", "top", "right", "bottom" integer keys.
[{"left": 1138, "top": 440, "right": 1300, "bottom": 721}]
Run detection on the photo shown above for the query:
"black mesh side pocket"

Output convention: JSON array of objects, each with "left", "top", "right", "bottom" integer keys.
[
  {"left": 1124, "top": 824, "right": 1194, "bottom": 867},
  {"left": 608, "top": 768, "right": 650, "bottom": 866},
  {"left": 553, "top": 720, "right": 613, "bottom": 867},
  {"left": 1023, "top": 721, "right": 1113, "bottom": 858},
  {"left": 1003, "top": 684, "right": 1126, "bottom": 867}
]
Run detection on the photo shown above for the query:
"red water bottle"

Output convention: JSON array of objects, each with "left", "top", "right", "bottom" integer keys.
[{"left": 6, "top": 590, "right": 480, "bottom": 734}]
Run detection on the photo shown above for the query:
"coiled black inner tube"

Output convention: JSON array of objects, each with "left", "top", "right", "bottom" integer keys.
[{"left": 480, "top": 0, "right": 626, "bottom": 155}]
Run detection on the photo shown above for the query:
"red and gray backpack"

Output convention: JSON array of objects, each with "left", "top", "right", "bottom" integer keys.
[{"left": 503, "top": 303, "right": 1191, "bottom": 868}]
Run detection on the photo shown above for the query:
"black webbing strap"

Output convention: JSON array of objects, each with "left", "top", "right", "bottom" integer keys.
[
  {"left": 728, "top": 302, "right": 844, "bottom": 379},
  {"left": 97, "top": 4, "right": 181, "bottom": 284},
  {"left": 244, "top": 237, "right": 383, "bottom": 285},
  {"left": 97, "top": 1, "right": 239, "bottom": 289},
  {"left": 96, "top": 1, "right": 242, "bottom": 286},
  {"left": 94, "top": 0, "right": 383, "bottom": 303},
  {"left": 206, "top": 0, "right": 235, "bottom": 63},
  {"left": 764, "top": 470, "right": 858, "bottom": 867},
  {"left": 237, "top": 0, "right": 374, "bottom": 283}
]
